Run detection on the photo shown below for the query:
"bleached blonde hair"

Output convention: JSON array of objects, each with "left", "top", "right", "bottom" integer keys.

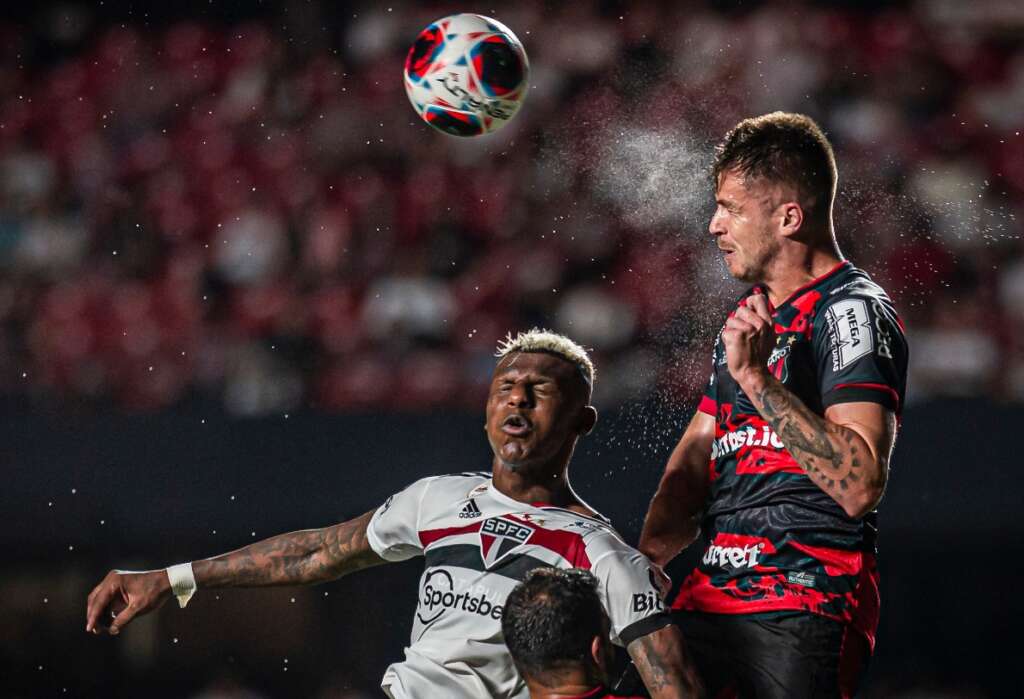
[{"left": 495, "top": 328, "right": 595, "bottom": 387}]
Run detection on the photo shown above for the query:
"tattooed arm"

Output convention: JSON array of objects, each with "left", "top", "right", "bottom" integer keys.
[
  {"left": 724, "top": 294, "right": 895, "bottom": 519},
  {"left": 627, "top": 624, "right": 704, "bottom": 699},
  {"left": 746, "top": 375, "right": 894, "bottom": 518},
  {"left": 86, "top": 510, "right": 384, "bottom": 634},
  {"left": 191, "top": 510, "right": 382, "bottom": 587}
]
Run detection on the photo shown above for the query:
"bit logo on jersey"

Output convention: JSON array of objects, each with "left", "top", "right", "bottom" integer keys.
[{"left": 479, "top": 516, "right": 533, "bottom": 568}]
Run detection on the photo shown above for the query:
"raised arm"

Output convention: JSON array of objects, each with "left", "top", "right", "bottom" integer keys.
[
  {"left": 746, "top": 382, "right": 894, "bottom": 519},
  {"left": 86, "top": 509, "right": 383, "bottom": 635},
  {"left": 726, "top": 294, "right": 896, "bottom": 519},
  {"left": 639, "top": 411, "right": 714, "bottom": 567},
  {"left": 627, "top": 624, "right": 704, "bottom": 699}
]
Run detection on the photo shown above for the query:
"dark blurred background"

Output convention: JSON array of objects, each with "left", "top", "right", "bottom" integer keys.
[{"left": 1, "top": 0, "right": 1022, "bottom": 697}]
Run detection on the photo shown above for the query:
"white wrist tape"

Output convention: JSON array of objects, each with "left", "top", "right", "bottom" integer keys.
[{"left": 166, "top": 562, "right": 197, "bottom": 609}]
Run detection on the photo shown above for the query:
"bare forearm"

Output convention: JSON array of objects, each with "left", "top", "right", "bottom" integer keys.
[
  {"left": 628, "top": 625, "right": 704, "bottom": 699},
  {"left": 740, "top": 372, "right": 884, "bottom": 517},
  {"left": 640, "top": 414, "right": 712, "bottom": 566},
  {"left": 193, "top": 510, "right": 382, "bottom": 588},
  {"left": 640, "top": 485, "right": 702, "bottom": 567}
]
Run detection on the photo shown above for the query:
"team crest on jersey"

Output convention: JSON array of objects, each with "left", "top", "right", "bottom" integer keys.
[{"left": 479, "top": 516, "right": 533, "bottom": 568}]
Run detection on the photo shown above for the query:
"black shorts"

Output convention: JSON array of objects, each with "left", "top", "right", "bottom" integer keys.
[{"left": 615, "top": 610, "right": 870, "bottom": 699}]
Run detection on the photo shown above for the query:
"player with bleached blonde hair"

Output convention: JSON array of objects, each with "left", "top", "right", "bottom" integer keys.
[{"left": 87, "top": 329, "right": 703, "bottom": 699}]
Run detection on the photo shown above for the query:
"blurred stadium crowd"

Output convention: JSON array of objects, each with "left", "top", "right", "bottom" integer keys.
[{"left": 1, "top": 0, "right": 1022, "bottom": 415}]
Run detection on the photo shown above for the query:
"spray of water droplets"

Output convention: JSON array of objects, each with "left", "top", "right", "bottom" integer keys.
[{"left": 588, "top": 126, "right": 714, "bottom": 231}]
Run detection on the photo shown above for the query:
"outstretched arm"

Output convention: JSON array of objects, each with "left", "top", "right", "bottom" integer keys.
[
  {"left": 627, "top": 624, "right": 704, "bottom": 699},
  {"left": 191, "top": 509, "right": 382, "bottom": 587},
  {"left": 639, "top": 411, "right": 714, "bottom": 567},
  {"left": 86, "top": 509, "right": 383, "bottom": 635}
]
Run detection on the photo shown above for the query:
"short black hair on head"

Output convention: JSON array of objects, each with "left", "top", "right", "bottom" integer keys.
[
  {"left": 501, "top": 568, "right": 607, "bottom": 684},
  {"left": 713, "top": 111, "right": 838, "bottom": 220}
]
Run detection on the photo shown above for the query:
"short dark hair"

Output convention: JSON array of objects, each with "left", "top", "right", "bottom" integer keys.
[
  {"left": 713, "top": 111, "right": 838, "bottom": 219},
  {"left": 501, "top": 568, "right": 607, "bottom": 683}
]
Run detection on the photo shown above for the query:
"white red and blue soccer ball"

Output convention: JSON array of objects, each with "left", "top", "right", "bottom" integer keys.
[{"left": 404, "top": 13, "right": 529, "bottom": 137}]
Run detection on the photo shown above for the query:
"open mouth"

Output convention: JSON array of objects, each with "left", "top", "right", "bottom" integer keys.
[{"left": 501, "top": 414, "right": 532, "bottom": 436}]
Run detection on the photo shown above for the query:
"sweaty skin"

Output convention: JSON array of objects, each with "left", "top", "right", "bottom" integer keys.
[
  {"left": 723, "top": 294, "right": 894, "bottom": 518},
  {"left": 638, "top": 412, "right": 715, "bottom": 567},
  {"left": 85, "top": 511, "right": 383, "bottom": 635},
  {"left": 86, "top": 350, "right": 702, "bottom": 699},
  {"left": 641, "top": 168, "right": 896, "bottom": 563}
]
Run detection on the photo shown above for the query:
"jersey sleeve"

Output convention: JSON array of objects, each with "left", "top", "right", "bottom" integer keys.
[
  {"left": 813, "top": 295, "right": 908, "bottom": 413},
  {"left": 365, "top": 477, "right": 436, "bottom": 562},
  {"left": 698, "top": 338, "right": 720, "bottom": 416},
  {"left": 591, "top": 547, "right": 674, "bottom": 647},
  {"left": 698, "top": 373, "right": 716, "bottom": 416}
]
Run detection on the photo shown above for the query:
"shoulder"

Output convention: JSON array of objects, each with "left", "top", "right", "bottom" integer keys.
[
  {"left": 567, "top": 514, "right": 642, "bottom": 559},
  {"left": 819, "top": 266, "right": 892, "bottom": 307},
  {"left": 419, "top": 472, "right": 491, "bottom": 497},
  {"left": 814, "top": 266, "right": 903, "bottom": 330},
  {"left": 392, "top": 472, "right": 489, "bottom": 503}
]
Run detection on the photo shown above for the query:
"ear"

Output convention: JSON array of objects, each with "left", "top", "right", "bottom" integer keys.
[
  {"left": 778, "top": 201, "right": 804, "bottom": 238},
  {"left": 590, "top": 635, "right": 607, "bottom": 672},
  {"left": 577, "top": 405, "right": 598, "bottom": 436}
]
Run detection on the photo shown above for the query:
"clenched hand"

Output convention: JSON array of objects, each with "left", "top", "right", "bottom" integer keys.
[{"left": 722, "top": 293, "right": 775, "bottom": 388}]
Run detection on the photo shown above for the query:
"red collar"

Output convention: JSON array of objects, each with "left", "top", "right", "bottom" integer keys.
[
  {"left": 761, "top": 259, "right": 850, "bottom": 309},
  {"left": 563, "top": 688, "right": 608, "bottom": 699}
]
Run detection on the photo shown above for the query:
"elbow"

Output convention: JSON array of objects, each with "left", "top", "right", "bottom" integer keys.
[{"left": 842, "top": 476, "right": 886, "bottom": 520}]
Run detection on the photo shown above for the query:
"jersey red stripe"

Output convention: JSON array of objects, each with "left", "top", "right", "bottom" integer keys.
[
  {"left": 698, "top": 395, "right": 716, "bottom": 416},
  {"left": 787, "top": 540, "right": 863, "bottom": 577},
  {"left": 419, "top": 521, "right": 482, "bottom": 547},
  {"left": 506, "top": 515, "right": 593, "bottom": 568},
  {"left": 831, "top": 382, "right": 900, "bottom": 410}
]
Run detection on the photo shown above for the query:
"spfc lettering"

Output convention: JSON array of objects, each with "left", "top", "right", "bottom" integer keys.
[{"left": 480, "top": 517, "right": 533, "bottom": 568}]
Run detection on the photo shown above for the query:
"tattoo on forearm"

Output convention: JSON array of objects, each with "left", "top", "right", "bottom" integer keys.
[
  {"left": 635, "top": 632, "right": 671, "bottom": 690},
  {"left": 194, "top": 510, "right": 381, "bottom": 588},
  {"left": 631, "top": 626, "right": 703, "bottom": 698},
  {"left": 756, "top": 384, "right": 867, "bottom": 496}
]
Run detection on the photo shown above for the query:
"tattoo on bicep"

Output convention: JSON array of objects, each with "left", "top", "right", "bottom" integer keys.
[
  {"left": 757, "top": 385, "right": 862, "bottom": 494},
  {"left": 320, "top": 510, "right": 379, "bottom": 578}
]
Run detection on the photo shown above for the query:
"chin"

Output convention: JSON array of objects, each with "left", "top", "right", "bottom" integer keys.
[{"left": 729, "top": 263, "right": 758, "bottom": 283}]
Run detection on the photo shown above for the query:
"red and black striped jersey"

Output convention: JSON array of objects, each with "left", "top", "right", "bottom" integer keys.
[{"left": 673, "top": 261, "right": 908, "bottom": 649}]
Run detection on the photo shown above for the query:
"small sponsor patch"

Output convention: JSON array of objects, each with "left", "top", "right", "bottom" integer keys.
[
  {"left": 787, "top": 571, "right": 817, "bottom": 588},
  {"left": 825, "top": 299, "right": 873, "bottom": 370},
  {"left": 458, "top": 500, "right": 482, "bottom": 519}
]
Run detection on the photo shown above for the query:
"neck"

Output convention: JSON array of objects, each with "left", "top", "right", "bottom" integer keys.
[
  {"left": 761, "top": 238, "right": 842, "bottom": 306},
  {"left": 527, "top": 674, "right": 603, "bottom": 699},
  {"left": 492, "top": 460, "right": 579, "bottom": 508}
]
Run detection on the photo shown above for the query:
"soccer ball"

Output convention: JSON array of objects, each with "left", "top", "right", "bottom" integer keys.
[{"left": 404, "top": 13, "right": 529, "bottom": 137}]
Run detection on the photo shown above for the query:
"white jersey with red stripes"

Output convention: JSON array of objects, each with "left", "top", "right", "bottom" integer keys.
[{"left": 365, "top": 472, "right": 671, "bottom": 699}]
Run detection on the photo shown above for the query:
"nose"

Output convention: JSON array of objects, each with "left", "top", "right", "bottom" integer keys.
[
  {"left": 507, "top": 384, "right": 533, "bottom": 408},
  {"left": 709, "top": 207, "right": 726, "bottom": 238}
]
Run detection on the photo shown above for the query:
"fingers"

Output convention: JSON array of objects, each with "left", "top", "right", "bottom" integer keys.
[
  {"left": 110, "top": 601, "right": 140, "bottom": 635},
  {"left": 724, "top": 315, "right": 751, "bottom": 332},
  {"left": 86, "top": 576, "right": 116, "bottom": 633},
  {"left": 746, "top": 293, "right": 772, "bottom": 322},
  {"left": 733, "top": 306, "right": 768, "bottom": 331}
]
